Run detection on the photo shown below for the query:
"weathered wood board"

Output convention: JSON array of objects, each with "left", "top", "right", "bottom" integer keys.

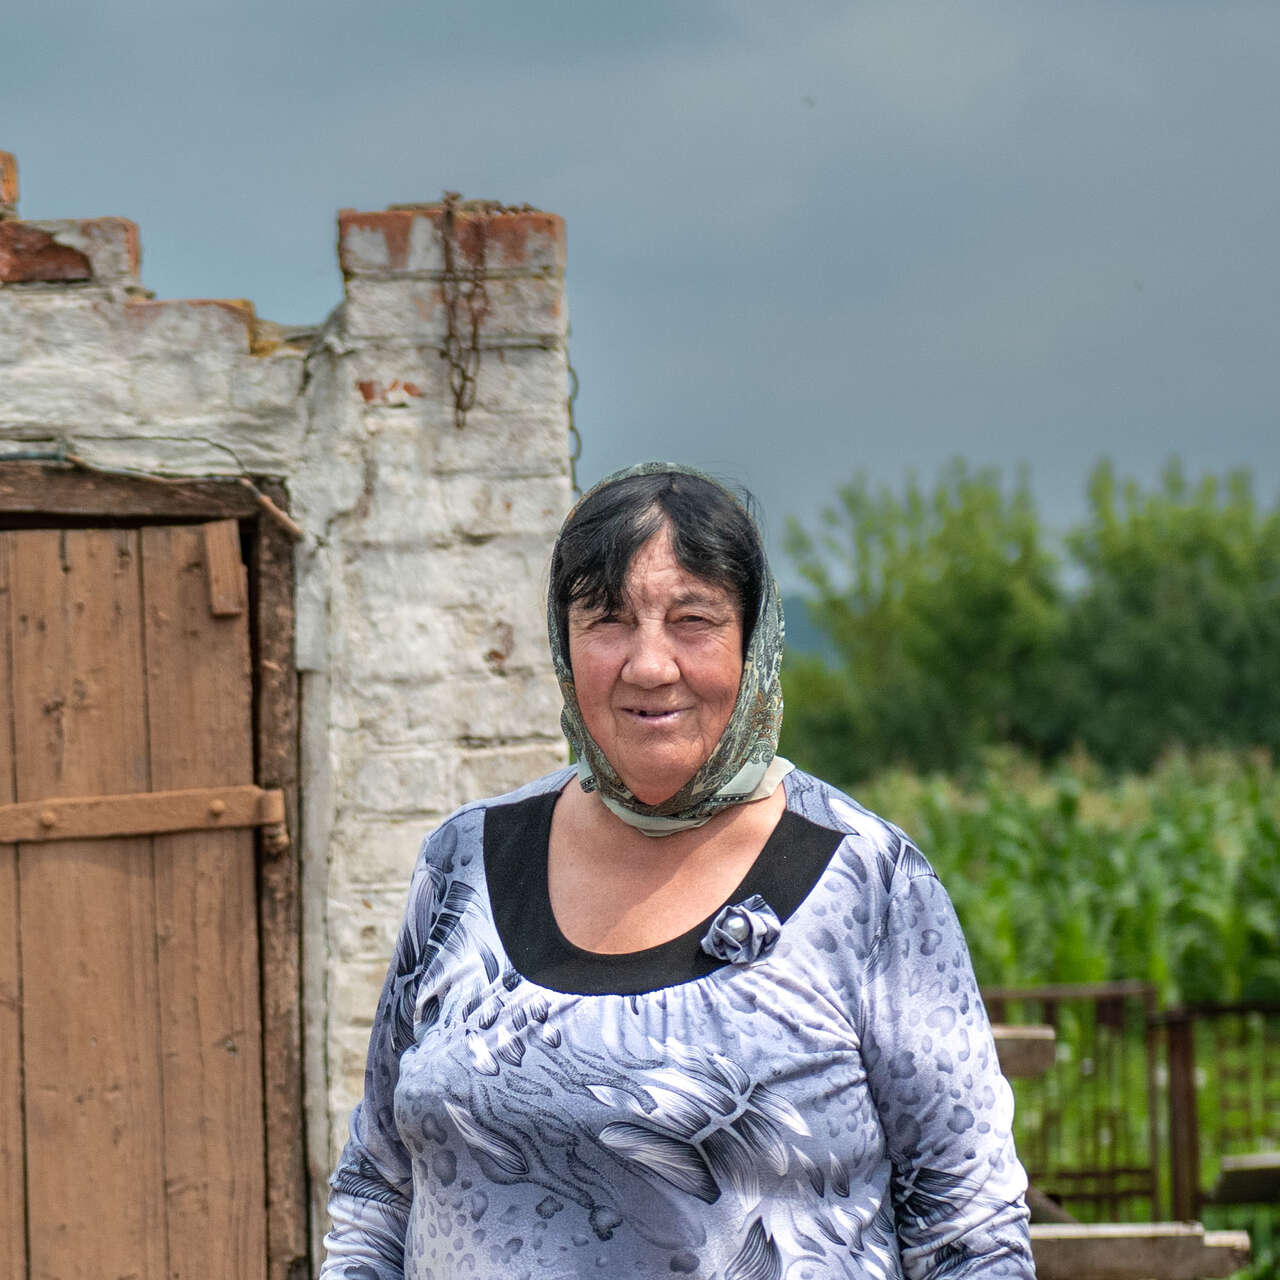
[{"left": 1, "top": 524, "right": 267, "bottom": 1279}]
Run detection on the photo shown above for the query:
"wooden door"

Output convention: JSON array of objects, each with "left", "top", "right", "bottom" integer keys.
[{"left": 0, "top": 524, "right": 267, "bottom": 1280}]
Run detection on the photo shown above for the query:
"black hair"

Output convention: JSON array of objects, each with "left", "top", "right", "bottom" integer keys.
[{"left": 550, "top": 469, "right": 766, "bottom": 656}]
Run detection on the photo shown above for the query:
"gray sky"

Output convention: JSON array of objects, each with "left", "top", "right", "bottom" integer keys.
[{"left": 6, "top": 1, "right": 1278, "bottom": 585}]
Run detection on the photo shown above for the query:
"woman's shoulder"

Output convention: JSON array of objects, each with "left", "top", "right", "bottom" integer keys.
[{"left": 783, "top": 766, "right": 938, "bottom": 889}]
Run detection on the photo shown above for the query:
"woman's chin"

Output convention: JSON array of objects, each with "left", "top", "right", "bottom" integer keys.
[{"left": 618, "top": 766, "right": 699, "bottom": 808}]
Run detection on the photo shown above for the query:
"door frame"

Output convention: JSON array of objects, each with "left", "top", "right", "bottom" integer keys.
[{"left": 0, "top": 461, "right": 308, "bottom": 1280}]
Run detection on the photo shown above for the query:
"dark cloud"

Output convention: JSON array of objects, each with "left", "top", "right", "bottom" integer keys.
[{"left": 4, "top": 0, "right": 1278, "bottom": 582}]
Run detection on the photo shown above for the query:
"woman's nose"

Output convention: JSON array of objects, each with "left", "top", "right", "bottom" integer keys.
[{"left": 622, "top": 625, "right": 679, "bottom": 686}]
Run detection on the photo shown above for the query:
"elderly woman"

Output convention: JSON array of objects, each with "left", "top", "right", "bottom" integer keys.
[{"left": 321, "top": 464, "right": 1035, "bottom": 1279}]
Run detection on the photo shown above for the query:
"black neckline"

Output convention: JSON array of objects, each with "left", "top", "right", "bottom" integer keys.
[{"left": 482, "top": 786, "right": 843, "bottom": 996}]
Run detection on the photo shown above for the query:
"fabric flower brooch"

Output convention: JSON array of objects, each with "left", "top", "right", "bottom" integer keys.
[{"left": 699, "top": 894, "right": 782, "bottom": 965}]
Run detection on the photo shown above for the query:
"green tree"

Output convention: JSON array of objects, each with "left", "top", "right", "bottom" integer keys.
[
  {"left": 1051, "top": 461, "right": 1280, "bottom": 771},
  {"left": 783, "top": 458, "right": 1280, "bottom": 779},
  {"left": 782, "top": 461, "right": 1063, "bottom": 782}
]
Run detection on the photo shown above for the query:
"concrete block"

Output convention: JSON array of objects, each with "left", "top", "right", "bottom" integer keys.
[
  {"left": 130, "top": 353, "right": 233, "bottom": 419},
  {"left": 69, "top": 431, "right": 246, "bottom": 476},
  {"left": 230, "top": 350, "right": 306, "bottom": 412},
  {"left": 326, "top": 958, "right": 389, "bottom": 1048},
  {"left": 291, "top": 434, "right": 370, "bottom": 534},
  {"left": 213, "top": 409, "right": 306, "bottom": 472},
  {"left": 480, "top": 274, "right": 569, "bottom": 340},
  {"left": 347, "top": 747, "right": 455, "bottom": 817},
  {"left": 431, "top": 408, "right": 569, "bottom": 479},
  {"left": 328, "top": 814, "right": 433, "bottom": 890},
  {"left": 433, "top": 471, "right": 569, "bottom": 540},
  {"left": 345, "top": 597, "right": 545, "bottom": 685},
  {"left": 456, "top": 743, "right": 568, "bottom": 804},
  {"left": 0, "top": 295, "right": 23, "bottom": 362},
  {"left": 0, "top": 353, "right": 133, "bottom": 424},
  {"left": 346, "top": 344, "right": 449, "bottom": 402},
  {"left": 123, "top": 297, "right": 255, "bottom": 358},
  {"left": 24, "top": 295, "right": 120, "bottom": 352},
  {"left": 342, "top": 274, "right": 566, "bottom": 344},
  {"left": 332, "top": 1038, "right": 370, "bottom": 1104},
  {"left": 328, "top": 885, "right": 406, "bottom": 964},
  {"left": 362, "top": 411, "right": 439, "bottom": 495},
  {"left": 344, "top": 538, "right": 551, "bottom": 607},
  {"left": 345, "top": 471, "right": 565, "bottom": 546},
  {"left": 385, "top": 669, "right": 564, "bottom": 745},
  {"left": 341, "top": 277, "right": 444, "bottom": 342},
  {"left": 471, "top": 344, "right": 569, "bottom": 414},
  {"left": 73, "top": 218, "right": 142, "bottom": 282},
  {"left": 345, "top": 600, "right": 461, "bottom": 683}
]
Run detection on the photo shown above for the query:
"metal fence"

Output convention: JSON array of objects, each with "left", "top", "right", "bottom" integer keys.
[
  {"left": 985, "top": 981, "right": 1163, "bottom": 1220},
  {"left": 1157, "top": 1003, "right": 1280, "bottom": 1219}
]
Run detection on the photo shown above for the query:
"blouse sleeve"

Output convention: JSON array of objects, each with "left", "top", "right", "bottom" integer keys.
[
  {"left": 319, "top": 843, "right": 441, "bottom": 1280},
  {"left": 858, "top": 866, "right": 1036, "bottom": 1279}
]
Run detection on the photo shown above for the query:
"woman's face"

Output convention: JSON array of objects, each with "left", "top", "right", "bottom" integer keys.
[{"left": 567, "top": 525, "right": 744, "bottom": 806}]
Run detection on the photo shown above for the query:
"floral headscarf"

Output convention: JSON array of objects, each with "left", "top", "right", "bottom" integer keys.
[{"left": 548, "top": 462, "right": 791, "bottom": 835}]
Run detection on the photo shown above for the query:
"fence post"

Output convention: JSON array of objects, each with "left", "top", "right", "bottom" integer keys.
[
  {"left": 1166, "top": 1011, "right": 1201, "bottom": 1221},
  {"left": 1143, "top": 988, "right": 1163, "bottom": 1219}
]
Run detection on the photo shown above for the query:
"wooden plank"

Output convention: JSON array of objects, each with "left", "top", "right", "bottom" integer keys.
[
  {"left": 1030, "top": 1223, "right": 1251, "bottom": 1280},
  {"left": 1166, "top": 1012, "right": 1202, "bottom": 1219},
  {"left": 203, "top": 518, "right": 247, "bottom": 617},
  {"left": 0, "top": 463, "right": 259, "bottom": 520},
  {"left": 993, "top": 1023, "right": 1056, "bottom": 1078},
  {"left": 0, "top": 784, "right": 284, "bottom": 843},
  {"left": 252, "top": 488, "right": 309, "bottom": 1280},
  {"left": 0, "top": 534, "right": 27, "bottom": 1280},
  {"left": 142, "top": 523, "right": 266, "bottom": 1280},
  {"left": 12, "top": 527, "right": 166, "bottom": 1280},
  {"left": 1208, "top": 1151, "right": 1280, "bottom": 1205}
]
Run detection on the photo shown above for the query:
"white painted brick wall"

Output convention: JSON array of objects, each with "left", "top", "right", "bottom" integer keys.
[{"left": 1, "top": 175, "right": 572, "bottom": 1236}]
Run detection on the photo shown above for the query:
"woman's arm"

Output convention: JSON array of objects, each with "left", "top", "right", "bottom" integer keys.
[
  {"left": 860, "top": 866, "right": 1036, "bottom": 1279},
  {"left": 319, "top": 846, "right": 441, "bottom": 1279}
]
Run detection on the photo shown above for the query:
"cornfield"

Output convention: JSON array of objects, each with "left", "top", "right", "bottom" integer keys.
[{"left": 853, "top": 747, "right": 1280, "bottom": 1006}]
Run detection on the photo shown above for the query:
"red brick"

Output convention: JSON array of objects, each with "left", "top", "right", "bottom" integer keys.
[
  {"left": 0, "top": 151, "right": 17, "bottom": 215},
  {"left": 338, "top": 209, "right": 415, "bottom": 273},
  {"left": 0, "top": 221, "right": 92, "bottom": 283},
  {"left": 338, "top": 203, "right": 565, "bottom": 276},
  {"left": 454, "top": 209, "right": 564, "bottom": 272},
  {"left": 356, "top": 378, "right": 426, "bottom": 405}
]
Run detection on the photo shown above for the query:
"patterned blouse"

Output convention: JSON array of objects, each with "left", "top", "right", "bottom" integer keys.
[{"left": 320, "top": 767, "right": 1035, "bottom": 1279}]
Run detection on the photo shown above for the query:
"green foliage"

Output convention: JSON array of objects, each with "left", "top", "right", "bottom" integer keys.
[
  {"left": 1051, "top": 461, "right": 1280, "bottom": 769},
  {"left": 783, "top": 461, "right": 1062, "bottom": 777},
  {"left": 852, "top": 748, "right": 1280, "bottom": 1005},
  {"left": 783, "top": 459, "right": 1280, "bottom": 778}
]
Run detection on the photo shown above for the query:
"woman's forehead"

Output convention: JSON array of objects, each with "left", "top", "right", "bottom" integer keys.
[
  {"left": 567, "top": 531, "right": 737, "bottom": 618},
  {"left": 623, "top": 531, "right": 735, "bottom": 602}
]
